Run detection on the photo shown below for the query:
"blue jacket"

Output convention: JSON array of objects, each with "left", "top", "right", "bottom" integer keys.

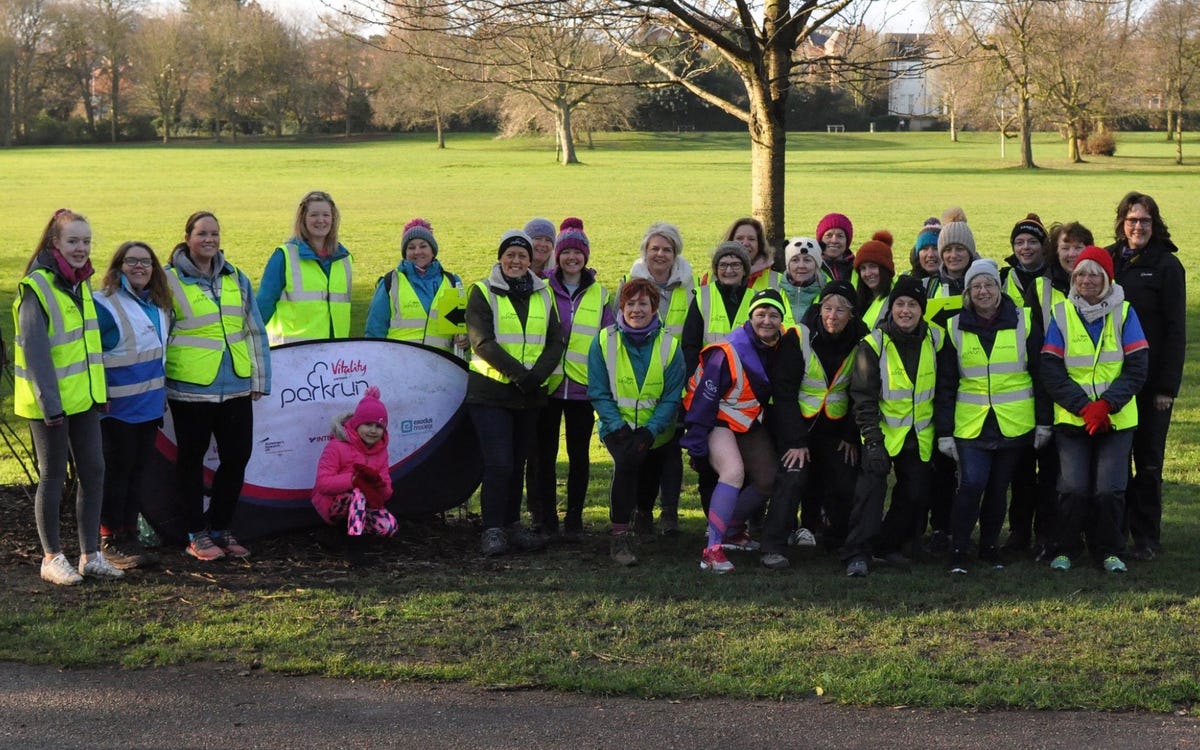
[
  {"left": 95, "top": 275, "right": 168, "bottom": 423},
  {"left": 256, "top": 238, "right": 352, "bottom": 326},
  {"left": 587, "top": 323, "right": 684, "bottom": 440},
  {"left": 364, "top": 259, "right": 462, "bottom": 338}
]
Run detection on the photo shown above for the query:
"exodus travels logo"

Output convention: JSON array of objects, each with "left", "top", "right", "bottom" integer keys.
[
  {"left": 398, "top": 417, "right": 435, "bottom": 435},
  {"left": 280, "top": 360, "right": 369, "bottom": 407}
]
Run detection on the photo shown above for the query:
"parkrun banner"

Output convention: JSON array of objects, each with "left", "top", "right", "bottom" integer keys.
[{"left": 142, "top": 339, "right": 482, "bottom": 542}]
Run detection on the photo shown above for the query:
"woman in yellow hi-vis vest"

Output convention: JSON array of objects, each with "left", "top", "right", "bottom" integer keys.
[
  {"left": 13, "top": 209, "right": 121, "bottom": 585},
  {"left": 165, "top": 211, "right": 271, "bottom": 563},
  {"left": 528, "top": 218, "right": 613, "bottom": 538},
  {"left": 467, "top": 230, "right": 564, "bottom": 557},
  {"left": 934, "top": 258, "right": 1050, "bottom": 576},
  {"left": 364, "top": 218, "right": 468, "bottom": 355},
  {"left": 1040, "top": 246, "right": 1148, "bottom": 574},
  {"left": 257, "top": 191, "right": 353, "bottom": 345}
]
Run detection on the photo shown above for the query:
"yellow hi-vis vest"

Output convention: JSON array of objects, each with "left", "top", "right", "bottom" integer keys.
[
  {"left": 794, "top": 324, "right": 853, "bottom": 421},
  {"left": 1050, "top": 300, "right": 1138, "bottom": 431},
  {"left": 947, "top": 307, "right": 1035, "bottom": 439},
  {"left": 865, "top": 325, "right": 943, "bottom": 460},
  {"left": 1002, "top": 272, "right": 1060, "bottom": 334},
  {"left": 164, "top": 266, "right": 252, "bottom": 385},
  {"left": 264, "top": 243, "right": 351, "bottom": 345},
  {"left": 12, "top": 270, "right": 106, "bottom": 419},
  {"left": 597, "top": 325, "right": 679, "bottom": 448},
  {"left": 863, "top": 295, "right": 887, "bottom": 329},
  {"left": 697, "top": 284, "right": 752, "bottom": 344},
  {"left": 749, "top": 269, "right": 782, "bottom": 292},
  {"left": 385, "top": 270, "right": 458, "bottom": 351},
  {"left": 657, "top": 280, "right": 693, "bottom": 338},
  {"left": 546, "top": 282, "right": 607, "bottom": 392},
  {"left": 467, "top": 282, "right": 552, "bottom": 383}
]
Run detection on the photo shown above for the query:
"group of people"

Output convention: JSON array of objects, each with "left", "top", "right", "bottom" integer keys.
[{"left": 13, "top": 189, "right": 1183, "bottom": 584}]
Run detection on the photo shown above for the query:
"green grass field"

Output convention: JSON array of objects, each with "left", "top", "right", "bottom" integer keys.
[{"left": 2, "top": 131, "right": 1199, "bottom": 711}]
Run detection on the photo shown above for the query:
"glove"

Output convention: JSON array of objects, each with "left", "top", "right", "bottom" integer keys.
[
  {"left": 862, "top": 442, "right": 891, "bottom": 476},
  {"left": 1079, "top": 399, "right": 1112, "bottom": 436},
  {"left": 515, "top": 372, "right": 545, "bottom": 396},
  {"left": 631, "top": 427, "right": 655, "bottom": 454},
  {"left": 679, "top": 425, "right": 711, "bottom": 458},
  {"left": 937, "top": 437, "right": 958, "bottom": 462},
  {"left": 1033, "top": 425, "right": 1053, "bottom": 450},
  {"left": 602, "top": 425, "right": 633, "bottom": 457}
]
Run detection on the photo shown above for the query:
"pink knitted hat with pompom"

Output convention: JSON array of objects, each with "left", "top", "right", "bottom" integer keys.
[
  {"left": 347, "top": 386, "right": 388, "bottom": 430},
  {"left": 553, "top": 217, "right": 590, "bottom": 264}
]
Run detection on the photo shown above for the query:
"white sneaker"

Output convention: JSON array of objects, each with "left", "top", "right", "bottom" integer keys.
[
  {"left": 41, "top": 553, "right": 83, "bottom": 586},
  {"left": 79, "top": 551, "right": 125, "bottom": 580},
  {"left": 788, "top": 527, "right": 817, "bottom": 547}
]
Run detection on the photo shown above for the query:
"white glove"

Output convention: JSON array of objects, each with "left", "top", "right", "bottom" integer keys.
[
  {"left": 1034, "top": 425, "right": 1053, "bottom": 450},
  {"left": 937, "top": 437, "right": 958, "bottom": 461}
]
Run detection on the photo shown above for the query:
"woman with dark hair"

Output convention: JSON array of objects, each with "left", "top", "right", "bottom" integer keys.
[
  {"left": 588, "top": 278, "right": 685, "bottom": 565},
  {"left": 1042, "top": 247, "right": 1148, "bottom": 573},
  {"left": 1107, "top": 192, "right": 1185, "bottom": 561},
  {"left": 257, "top": 190, "right": 352, "bottom": 345},
  {"left": 93, "top": 241, "right": 172, "bottom": 569},
  {"left": 166, "top": 211, "right": 271, "bottom": 561},
  {"left": 467, "top": 231, "right": 564, "bottom": 557},
  {"left": 14, "top": 209, "right": 120, "bottom": 585},
  {"left": 852, "top": 231, "right": 895, "bottom": 329},
  {"left": 721, "top": 216, "right": 779, "bottom": 289}
]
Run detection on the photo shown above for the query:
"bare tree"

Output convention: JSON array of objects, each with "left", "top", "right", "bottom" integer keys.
[
  {"left": 132, "top": 12, "right": 193, "bottom": 142},
  {"left": 1, "top": 0, "right": 52, "bottom": 145},
  {"left": 51, "top": 3, "right": 102, "bottom": 138},
  {"left": 936, "top": 0, "right": 1039, "bottom": 168},
  {"left": 1144, "top": 0, "right": 1200, "bottom": 163},
  {"left": 91, "top": 0, "right": 141, "bottom": 143}
]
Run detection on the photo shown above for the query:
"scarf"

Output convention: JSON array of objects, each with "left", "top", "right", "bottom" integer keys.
[
  {"left": 1070, "top": 283, "right": 1125, "bottom": 324},
  {"left": 618, "top": 312, "right": 658, "bottom": 347},
  {"left": 51, "top": 249, "right": 94, "bottom": 286}
]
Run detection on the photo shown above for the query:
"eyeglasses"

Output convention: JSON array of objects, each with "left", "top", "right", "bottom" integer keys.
[
  {"left": 1124, "top": 217, "right": 1151, "bottom": 226},
  {"left": 717, "top": 262, "right": 744, "bottom": 272},
  {"left": 968, "top": 281, "right": 998, "bottom": 292},
  {"left": 123, "top": 257, "right": 153, "bottom": 268}
]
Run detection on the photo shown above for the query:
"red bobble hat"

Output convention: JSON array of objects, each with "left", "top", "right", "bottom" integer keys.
[
  {"left": 853, "top": 230, "right": 896, "bottom": 274},
  {"left": 1074, "top": 245, "right": 1115, "bottom": 280}
]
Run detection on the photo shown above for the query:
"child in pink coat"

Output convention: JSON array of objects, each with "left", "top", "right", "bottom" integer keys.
[{"left": 312, "top": 387, "right": 397, "bottom": 558}]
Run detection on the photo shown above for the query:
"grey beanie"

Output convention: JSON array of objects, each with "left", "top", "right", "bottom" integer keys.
[
  {"left": 401, "top": 218, "right": 438, "bottom": 258},
  {"left": 523, "top": 217, "right": 555, "bottom": 241},
  {"left": 937, "top": 206, "right": 979, "bottom": 260},
  {"left": 711, "top": 240, "right": 751, "bottom": 279}
]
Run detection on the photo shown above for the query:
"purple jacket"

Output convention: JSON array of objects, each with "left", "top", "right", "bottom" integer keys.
[{"left": 547, "top": 267, "right": 615, "bottom": 400}]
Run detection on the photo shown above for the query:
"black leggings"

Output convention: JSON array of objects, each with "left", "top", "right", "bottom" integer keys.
[
  {"left": 100, "top": 418, "right": 161, "bottom": 534},
  {"left": 529, "top": 398, "right": 595, "bottom": 532},
  {"left": 169, "top": 397, "right": 254, "bottom": 534}
]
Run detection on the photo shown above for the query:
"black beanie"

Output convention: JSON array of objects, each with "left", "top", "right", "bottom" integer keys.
[{"left": 887, "top": 276, "right": 928, "bottom": 315}]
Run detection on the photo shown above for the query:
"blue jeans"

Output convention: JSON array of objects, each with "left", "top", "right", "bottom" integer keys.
[
  {"left": 1055, "top": 428, "right": 1133, "bottom": 561},
  {"left": 951, "top": 442, "right": 1022, "bottom": 553}
]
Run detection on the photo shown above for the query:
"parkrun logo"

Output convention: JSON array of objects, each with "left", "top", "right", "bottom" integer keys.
[{"left": 280, "top": 360, "right": 369, "bottom": 407}]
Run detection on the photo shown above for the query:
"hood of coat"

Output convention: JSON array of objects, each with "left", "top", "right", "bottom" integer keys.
[{"left": 331, "top": 412, "right": 389, "bottom": 456}]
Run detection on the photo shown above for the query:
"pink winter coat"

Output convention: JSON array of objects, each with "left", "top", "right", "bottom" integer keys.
[{"left": 311, "top": 414, "right": 394, "bottom": 523}]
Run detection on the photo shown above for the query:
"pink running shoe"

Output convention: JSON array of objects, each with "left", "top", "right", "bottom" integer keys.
[{"left": 700, "top": 545, "right": 734, "bottom": 573}]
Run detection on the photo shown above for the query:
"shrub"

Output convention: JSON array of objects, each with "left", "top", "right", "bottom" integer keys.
[{"left": 1082, "top": 131, "right": 1116, "bottom": 156}]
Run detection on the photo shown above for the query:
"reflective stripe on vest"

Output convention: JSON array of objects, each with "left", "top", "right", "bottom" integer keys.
[
  {"left": 795, "top": 324, "right": 853, "bottom": 420},
  {"left": 1051, "top": 300, "right": 1137, "bottom": 431},
  {"left": 93, "top": 288, "right": 167, "bottom": 400},
  {"left": 164, "top": 266, "right": 252, "bottom": 385},
  {"left": 386, "top": 271, "right": 457, "bottom": 351},
  {"left": 1003, "top": 272, "right": 1059, "bottom": 334},
  {"left": 863, "top": 296, "right": 886, "bottom": 329},
  {"left": 265, "top": 243, "right": 351, "bottom": 344},
  {"left": 947, "top": 307, "right": 1035, "bottom": 439},
  {"left": 11, "top": 270, "right": 107, "bottom": 418},
  {"left": 660, "top": 282, "right": 693, "bottom": 338},
  {"left": 547, "top": 283, "right": 607, "bottom": 392},
  {"left": 599, "top": 325, "right": 679, "bottom": 449},
  {"left": 749, "top": 270, "right": 782, "bottom": 291},
  {"left": 467, "top": 282, "right": 551, "bottom": 383},
  {"left": 683, "top": 340, "right": 762, "bottom": 433},
  {"left": 865, "top": 326, "right": 942, "bottom": 460},
  {"left": 698, "top": 284, "right": 752, "bottom": 344}
]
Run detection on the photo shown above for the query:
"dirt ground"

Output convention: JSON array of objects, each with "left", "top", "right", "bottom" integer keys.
[{"left": 4, "top": 486, "right": 1200, "bottom": 748}]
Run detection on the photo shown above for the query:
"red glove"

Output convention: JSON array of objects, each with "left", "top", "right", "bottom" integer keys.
[
  {"left": 352, "top": 463, "right": 383, "bottom": 491},
  {"left": 1078, "top": 399, "right": 1112, "bottom": 435}
]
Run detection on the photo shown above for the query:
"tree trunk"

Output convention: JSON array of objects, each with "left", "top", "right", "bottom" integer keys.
[
  {"left": 110, "top": 67, "right": 120, "bottom": 143},
  {"left": 950, "top": 105, "right": 958, "bottom": 142},
  {"left": 555, "top": 101, "right": 578, "bottom": 165},
  {"left": 1018, "top": 94, "right": 1036, "bottom": 168},
  {"left": 1067, "top": 120, "right": 1081, "bottom": 163},
  {"left": 1175, "top": 106, "right": 1183, "bottom": 165},
  {"left": 748, "top": 95, "right": 786, "bottom": 265}
]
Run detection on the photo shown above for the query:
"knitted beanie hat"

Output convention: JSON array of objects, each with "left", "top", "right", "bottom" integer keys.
[
  {"left": 887, "top": 275, "right": 929, "bottom": 315},
  {"left": 347, "top": 386, "right": 388, "bottom": 431},
  {"left": 853, "top": 230, "right": 896, "bottom": 273},
  {"left": 711, "top": 241, "right": 752, "bottom": 278},
  {"left": 498, "top": 230, "right": 534, "bottom": 259},
  {"left": 1010, "top": 212, "right": 1048, "bottom": 246},
  {"left": 1075, "top": 245, "right": 1115, "bottom": 280},
  {"left": 820, "top": 280, "right": 857, "bottom": 311},
  {"left": 816, "top": 212, "right": 854, "bottom": 247},
  {"left": 747, "top": 288, "right": 787, "bottom": 318},
  {"left": 937, "top": 206, "right": 978, "bottom": 259},
  {"left": 553, "top": 217, "right": 590, "bottom": 264},
  {"left": 784, "top": 237, "right": 821, "bottom": 266},
  {"left": 963, "top": 258, "right": 1001, "bottom": 289},
  {"left": 401, "top": 218, "right": 438, "bottom": 258},
  {"left": 523, "top": 217, "right": 555, "bottom": 241}
]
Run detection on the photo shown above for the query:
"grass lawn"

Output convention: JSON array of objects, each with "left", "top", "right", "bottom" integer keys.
[{"left": 1, "top": 131, "right": 1198, "bottom": 711}]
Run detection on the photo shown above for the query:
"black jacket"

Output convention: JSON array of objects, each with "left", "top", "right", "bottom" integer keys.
[{"left": 1107, "top": 236, "right": 1186, "bottom": 398}]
